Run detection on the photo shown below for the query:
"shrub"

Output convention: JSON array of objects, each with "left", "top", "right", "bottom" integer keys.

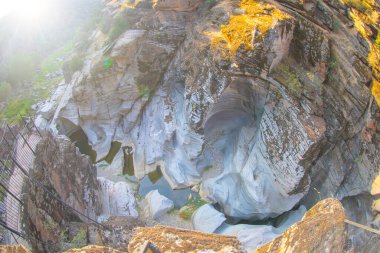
[{"left": 0, "top": 81, "right": 12, "bottom": 102}]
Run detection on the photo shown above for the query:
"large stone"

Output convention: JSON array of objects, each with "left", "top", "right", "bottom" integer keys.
[
  {"left": 128, "top": 225, "right": 243, "bottom": 252},
  {"left": 97, "top": 177, "right": 138, "bottom": 220},
  {"left": 217, "top": 224, "right": 277, "bottom": 252},
  {"left": 255, "top": 198, "right": 348, "bottom": 253},
  {"left": 144, "top": 190, "right": 174, "bottom": 219},
  {"left": 192, "top": 204, "right": 226, "bottom": 233},
  {"left": 24, "top": 133, "right": 102, "bottom": 253}
]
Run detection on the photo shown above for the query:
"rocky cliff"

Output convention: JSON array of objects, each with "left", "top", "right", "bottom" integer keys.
[
  {"left": 34, "top": 0, "right": 380, "bottom": 251},
  {"left": 23, "top": 133, "right": 140, "bottom": 252}
]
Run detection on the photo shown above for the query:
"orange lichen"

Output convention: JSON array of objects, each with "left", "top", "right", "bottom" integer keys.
[
  {"left": 341, "top": 0, "right": 380, "bottom": 106},
  {"left": 206, "top": 0, "right": 289, "bottom": 57}
]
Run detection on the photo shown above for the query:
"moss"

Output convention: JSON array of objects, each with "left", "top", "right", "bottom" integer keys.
[
  {"left": 275, "top": 63, "right": 303, "bottom": 98},
  {"left": 179, "top": 196, "right": 207, "bottom": 220},
  {"left": 206, "top": 0, "right": 289, "bottom": 57},
  {"left": 137, "top": 84, "right": 153, "bottom": 99},
  {"left": 70, "top": 228, "right": 87, "bottom": 249}
]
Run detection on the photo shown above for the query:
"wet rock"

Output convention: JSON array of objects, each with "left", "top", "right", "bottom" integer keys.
[
  {"left": 144, "top": 190, "right": 174, "bottom": 219},
  {"left": 192, "top": 204, "right": 226, "bottom": 233}
]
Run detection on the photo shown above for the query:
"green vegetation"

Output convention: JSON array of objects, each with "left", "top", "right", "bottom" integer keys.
[
  {"left": 0, "top": 81, "right": 11, "bottom": 102},
  {"left": 108, "top": 13, "right": 129, "bottom": 42},
  {"left": 0, "top": 98, "right": 33, "bottom": 122},
  {"left": 70, "top": 228, "right": 87, "bottom": 248},
  {"left": 179, "top": 195, "right": 207, "bottom": 220},
  {"left": 67, "top": 54, "right": 84, "bottom": 73},
  {"left": 0, "top": 40, "right": 75, "bottom": 122},
  {"left": 275, "top": 63, "right": 303, "bottom": 98},
  {"left": 138, "top": 84, "right": 153, "bottom": 99},
  {"left": 327, "top": 50, "right": 338, "bottom": 84}
]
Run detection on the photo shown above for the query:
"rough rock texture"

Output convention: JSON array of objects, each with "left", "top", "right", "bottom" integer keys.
[
  {"left": 43, "top": 0, "right": 380, "bottom": 250},
  {"left": 255, "top": 198, "right": 348, "bottom": 253},
  {"left": 144, "top": 190, "right": 174, "bottom": 219},
  {"left": 128, "top": 225, "right": 243, "bottom": 252},
  {"left": 192, "top": 204, "right": 226, "bottom": 233},
  {"left": 24, "top": 133, "right": 101, "bottom": 252},
  {"left": 63, "top": 245, "right": 124, "bottom": 253},
  {"left": 153, "top": 0, "right": 202, "bottom": 11},
  {"left": 23, "top": 134, "right": 138, "bottom": 252},
  {"left": 97, "top": 177, "right": 138, "bottom": 220},
  {"left": 0, "top": 245, "right": 30, "bottom": 253},
  {"left": 99, "top": 216, "right": 145, "bottom": 251}
]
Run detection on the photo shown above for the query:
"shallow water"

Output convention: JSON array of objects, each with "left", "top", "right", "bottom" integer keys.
[
  {"left": 137, "top": 167, "right": 199, "bottom": 208},
  {"left": 70, "top": 130, "right": 199, "bottom": 208}
]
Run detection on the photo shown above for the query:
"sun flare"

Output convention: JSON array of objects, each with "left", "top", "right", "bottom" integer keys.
[{"left": 0, "top": 0, "right": 52, "bottom": 24}]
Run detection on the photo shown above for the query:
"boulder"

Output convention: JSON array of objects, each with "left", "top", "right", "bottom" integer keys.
[
  {"left": 144, "top": 190, "right": 174, "bottom": 219},
  {"left": 192, "top": 204, "right": 226, "bottom": 233},
  {"left": 217, "top": 223, "right": 277, "bottom": 252},
  {"left": 97, "top": 177, "right": 138, "bottom": 220},
  {"left": 128, "top": 225, "right": 243, "bottom": 252},
  {"left": 255, "top": 198, "right": 348, "bottom": 253}
]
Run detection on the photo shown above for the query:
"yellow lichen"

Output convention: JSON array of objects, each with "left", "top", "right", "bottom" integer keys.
[
  {"left": 371, "top": 173, "right": 380, "bottom": 195},
  {"left": 341, "top": 0, "right": 380, "bottom": 106},
  {"left": 206, "top": 0, "right": 289, "bottom": 57}
]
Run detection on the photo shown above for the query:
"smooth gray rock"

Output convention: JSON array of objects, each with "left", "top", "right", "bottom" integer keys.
[
  {"left": 97, "top": 177, "right": 138, "bottom": 220},
  {"left": 144, "top": 190, "right": 174, "bottom": 219},
  {"left": 217, "top": 223, "right": 277, "bottom": 252},
  {"left": 192, "top": 204, "right": 226, "bottom": 233}
]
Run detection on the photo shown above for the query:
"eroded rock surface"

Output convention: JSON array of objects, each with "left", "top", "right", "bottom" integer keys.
[
  {"left": 41, "top": 0, "right": 380, "bottom": 250},
  {"left": 255, "top": 198, "right": 348, "bottom": 253},
  {"left": 23, "top": 133, "right": 138, "bottom": 252},
  {"left": 144, "top": 190, "right": 174, "bottom": 219},
  {"left": 128, "top": 225, "right": 243, "bottom": 252}
]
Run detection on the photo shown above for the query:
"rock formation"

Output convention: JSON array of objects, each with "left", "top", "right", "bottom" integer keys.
[
  {"left": 33, "top": 0, "right": 380, "bottom": 250},
  {"left": 128, "top": 225, "right": 243, "bottom": 252},
  {"left": 144, "top": 190, "right": 174, "bottom": 219},
  {"left": 23, "top": 133, "right": 139, "bottom": 252},
  {"left": 255, "top": 198, "right": 349, "bottom": 252}
]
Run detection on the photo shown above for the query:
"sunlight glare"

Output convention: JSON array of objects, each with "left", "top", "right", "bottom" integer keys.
[{"left": 0, "top": 0, "right": 52, "bottom": 24}]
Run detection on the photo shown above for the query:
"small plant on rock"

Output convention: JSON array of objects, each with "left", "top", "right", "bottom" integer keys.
[{"left": 179, "top": 195, "right": 207, "bottom": 220}]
